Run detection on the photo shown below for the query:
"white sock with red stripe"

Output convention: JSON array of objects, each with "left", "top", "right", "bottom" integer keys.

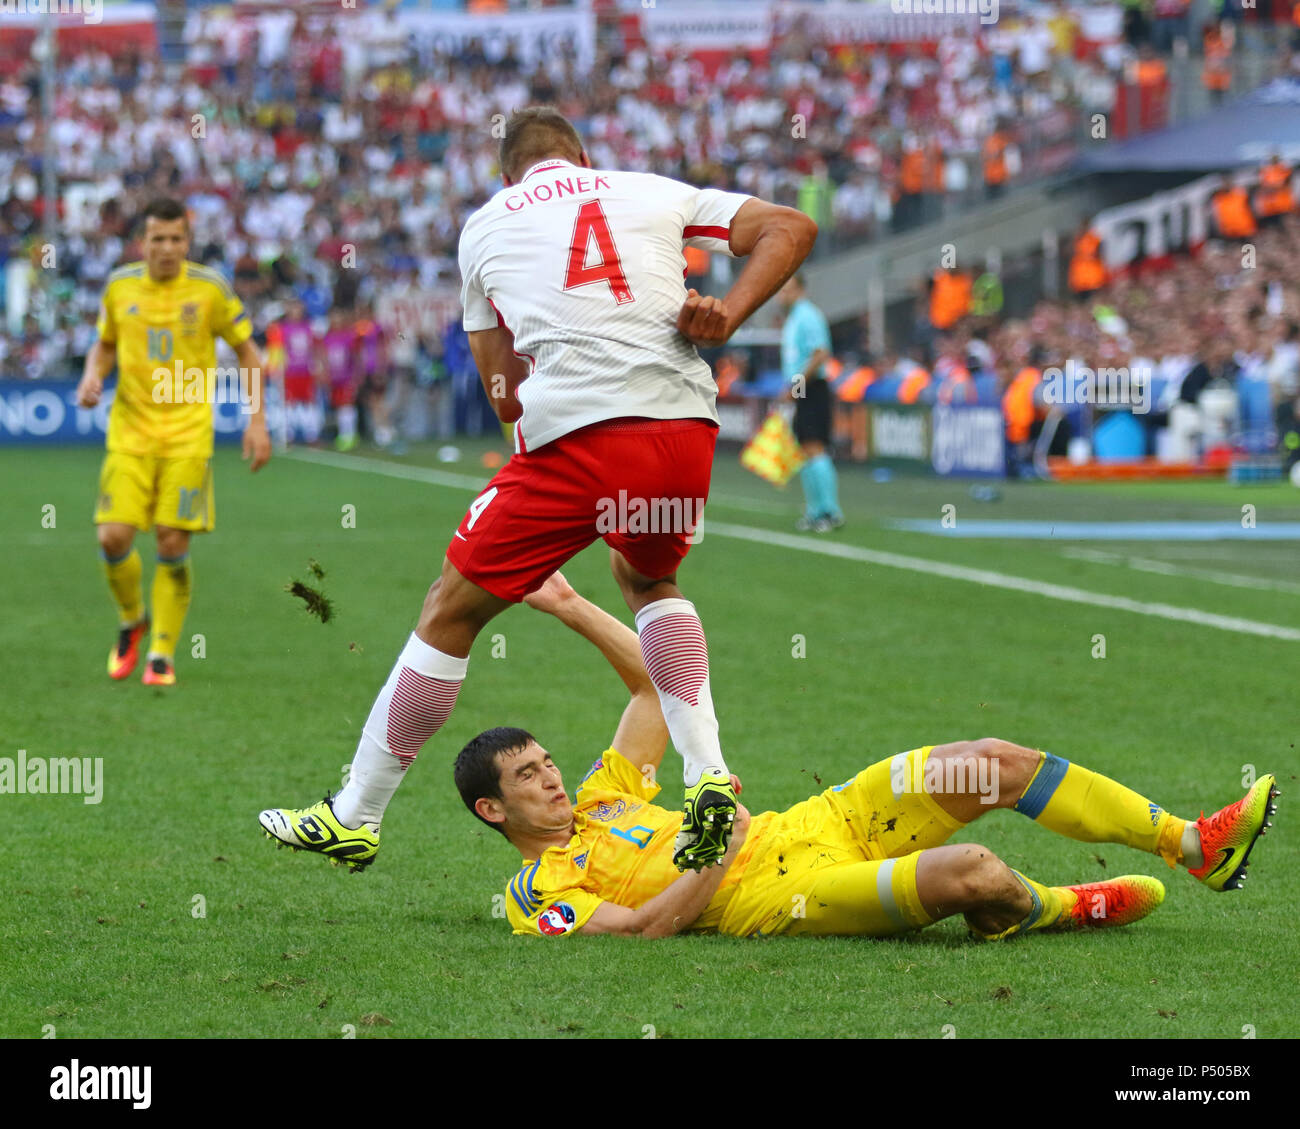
[
  {"left": 634, "top": 598, "right": 728, "bottom": 787},
  {"left": 332, "top": 632, "right": 468, "bottom": 828}
]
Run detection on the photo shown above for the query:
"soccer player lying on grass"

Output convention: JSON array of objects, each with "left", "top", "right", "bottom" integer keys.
[{"left": 456, "top": 571, "right": 1278, "bottom": 939}]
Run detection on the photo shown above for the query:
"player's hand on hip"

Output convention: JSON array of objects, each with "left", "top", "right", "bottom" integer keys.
[
  {"left": 243, "top": 422, "right": 272, "bottom": 472},
  {"left": 76, "top": 374, "right": 102, "bottom": 408},
  {"left": 676, "top": 289, "right": 732, "bottom": 348}
]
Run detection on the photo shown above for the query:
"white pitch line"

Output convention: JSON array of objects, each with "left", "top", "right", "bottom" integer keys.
[
  {"left": 1062, "top": 547, "right": 1300, "bottom": 596},
  {"left": 706, "top": 522, "right": 1300, "bottom": 641},
  {"left": 281, "top": 447, "right": 792, "bottom": 515},
  {"left": 283, "top": 449, "right": 1300, "bottom": 642}
]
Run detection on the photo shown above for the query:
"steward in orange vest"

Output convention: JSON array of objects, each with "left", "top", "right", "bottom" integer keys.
[
  {"left": 1003, "top": 366, "right": 1043, "bottom": 444},
  {"left": 1256, "top": 156, "right": 1295, "bottom": 220},
  {"left": 930, "top": 268, "right": 973, "bottom": 331},
  {"left": 898, "top": 364, "right": 932, "bottom": 404},
  {"left": 983, "top": 130, "right": 1010, "bottom": 197},
  {"left": 1202, "top": 24, "right": 1231, "bottom": 97},
  {"left": 900, "top": 148, "right": 925, "bottom": 197},
  {"left": 1212, "top": 184, "right": 1257, "bottom": 239},
  {"left": 834, "top": 364, "right": 877, "bottom": 402},
  {"left": 1068, "top": 227, "right": 1108, "bottom": 296}
]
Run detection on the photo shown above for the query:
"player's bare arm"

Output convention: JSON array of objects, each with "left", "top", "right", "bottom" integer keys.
[
  {"left": 576, "top": 803, "right": 751, "bottom": 938},
  {"left": 233, "top": 337, "right": 271, "bottom": 472},
  {"left": 523, "top": 570, "right": 669, "bottom": 775},
  {"left": 708, "top": 199, "right": 819, "bottom": 342},
  {"left": 523, "top": 569, "right": 743, "bottom": 794},
  {"left": 467, "top": 324, "right": 529, "bottom": 423},
  {"left": 77, "top": 338, "right": 115, "bottom": 408}
]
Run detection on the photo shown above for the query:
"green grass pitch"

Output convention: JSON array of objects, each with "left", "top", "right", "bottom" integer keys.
[{"left": 2, "top": 441, "right": 1296, "bottom": 1038}]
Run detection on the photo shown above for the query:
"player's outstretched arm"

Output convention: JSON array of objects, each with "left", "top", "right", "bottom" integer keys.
[
  {"left": 523, "top": 571, "right": 669, "bottom": 776},
  {"left": 467, "top": 325, "right": 530, "bottom": 423},
  {"left": 577, "top": 804, "right": 750, "bottom": 937}
]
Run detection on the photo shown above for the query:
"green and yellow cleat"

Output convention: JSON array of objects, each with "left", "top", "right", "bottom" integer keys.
[
  {"left": 674, "top": 771, "right": 736, "bottom": 871},
  {"left": 1188, "top": 774, "right": 1278, "bottom": 892},
  {"left": 107, "top": 618, "right": 149, "bottom": 680},
  {"left": 258, "top": 795, "right": 380, "bottom": 872},
  {"left": 1051, "top": 875, "right": 1166, "bottom": 931}
]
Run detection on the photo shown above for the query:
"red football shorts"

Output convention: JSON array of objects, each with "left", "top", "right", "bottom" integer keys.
[
  {"left": 329, "top": 381, "right": 356, "bottom": 409},
  {"left": 284, "top": 372, "right": 316, "bottom": 404},
  {"left": 446, "top": 417, "right": 718, "bottom": 603}
]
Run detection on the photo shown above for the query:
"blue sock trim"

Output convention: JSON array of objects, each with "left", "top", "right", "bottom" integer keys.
[
  {"left": 1014, "top": 752, "right": 1069, "bottom": 820},
  {"left": 156, "top": 554, "right": 189, "bottom": 565},
  {"left": 100, "top": 547, "right": 133, "bottom": 565},
  {"left": 1010, "top": 869, "right": 1044, "bottom": 930}
]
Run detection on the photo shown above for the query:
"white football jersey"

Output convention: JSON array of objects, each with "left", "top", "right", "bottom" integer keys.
[{"left": 458, "top": 158, "right": 754, "bottom": 452}]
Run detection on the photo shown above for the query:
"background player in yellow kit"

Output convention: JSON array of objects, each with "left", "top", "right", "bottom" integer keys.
[
  {"left": 455, "top": 571, "right": 1276, "bottom": 940},
  {"left": 76, "top": 197, "right": 271, "bottom": 686}
]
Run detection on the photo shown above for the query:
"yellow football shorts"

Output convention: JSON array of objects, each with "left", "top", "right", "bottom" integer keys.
[
  {"left": 94, "top": 452, "right": 214, "bottom": 533},
  {"left": 709, "top": 746, "right": 966, "bottom": 938}
]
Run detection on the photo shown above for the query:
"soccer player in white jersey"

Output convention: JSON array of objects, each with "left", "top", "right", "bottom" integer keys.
[{"left": 259, "top": 106, "right": 817, "bottom": 872}]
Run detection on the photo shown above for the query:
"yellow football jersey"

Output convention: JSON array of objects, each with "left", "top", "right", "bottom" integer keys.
[
  {"left": 96, "top": 261, "right": 253, "bottom": 458},
  {"left": 507, "top": 747, "right": 771, "bottom": 937}
]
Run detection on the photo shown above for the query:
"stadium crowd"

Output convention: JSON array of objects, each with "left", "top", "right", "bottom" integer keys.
[{"left": 1, "top": 0, "right": 1298, "bottom": 457}]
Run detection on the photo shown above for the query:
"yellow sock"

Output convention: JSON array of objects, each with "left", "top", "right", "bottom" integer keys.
[
  {"left": 150, "top": 554, "right": 192, "bottom": 661},
  {"left": 1015, "top": 751, "right": 1189, "bottom": 869},
  {"left": 978, "top": 868, "right": 1064, "bottom": 939},
  {"left": 102, "top": 547, "right": 144, "bottom": 625}
]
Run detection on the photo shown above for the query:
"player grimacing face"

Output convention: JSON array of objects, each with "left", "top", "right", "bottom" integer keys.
[
  {"left": 143, "top": 217, "right": 190, "bottom": 282},
  {"left": 479, "top": 741, "right": 574, "bottom": 837}
]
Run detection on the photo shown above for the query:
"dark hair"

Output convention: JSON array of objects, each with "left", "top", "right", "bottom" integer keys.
[
  {"left": 454, "top": 726, "right": 535, "bottom": 836},
  {"left": 141, "top": 197, "right": 188, "bottom": 229},
  {"left": 499, "top": 106, "right": 583, "bottom": 183}
]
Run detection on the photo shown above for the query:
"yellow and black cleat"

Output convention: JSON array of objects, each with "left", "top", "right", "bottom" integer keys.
[
  {"left": 259, "top": 795, "right": 380, "bottom": 872},
  {"left": 674, "top": 771, "right": 736, "bottom": 871}
]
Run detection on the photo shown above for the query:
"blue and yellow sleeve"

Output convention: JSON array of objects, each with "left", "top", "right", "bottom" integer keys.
[{"left": 506, "top": 857, "right": 603, "bottom": 937}]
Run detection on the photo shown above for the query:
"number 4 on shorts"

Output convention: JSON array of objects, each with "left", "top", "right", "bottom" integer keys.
[{"left": 466, "top": 486, "right": 499, "bottom": 531}]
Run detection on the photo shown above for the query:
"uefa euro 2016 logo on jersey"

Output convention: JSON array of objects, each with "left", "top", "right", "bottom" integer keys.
[{"left": 538, "top": 903, "right": 576, "bottom": 935}]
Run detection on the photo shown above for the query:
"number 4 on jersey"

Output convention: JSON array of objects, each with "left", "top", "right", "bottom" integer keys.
[{"left": 565, "top": 201, "right": 635, "bottom": 305}]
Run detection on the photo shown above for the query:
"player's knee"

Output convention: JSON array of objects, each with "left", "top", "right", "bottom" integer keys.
[
  {"left": 97, "top": 525, "right": 133, "bottom": 559},
  {"left": 155, "top": 528, "right": 190, "bottom": 560},
  {"left": 967, "top": 739, "right": 1038, "bottom": 807}
]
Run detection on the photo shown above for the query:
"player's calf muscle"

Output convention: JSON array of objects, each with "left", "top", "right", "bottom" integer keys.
[{"left": 916, "top": 843, "right": 1020, "bottom": 920}]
